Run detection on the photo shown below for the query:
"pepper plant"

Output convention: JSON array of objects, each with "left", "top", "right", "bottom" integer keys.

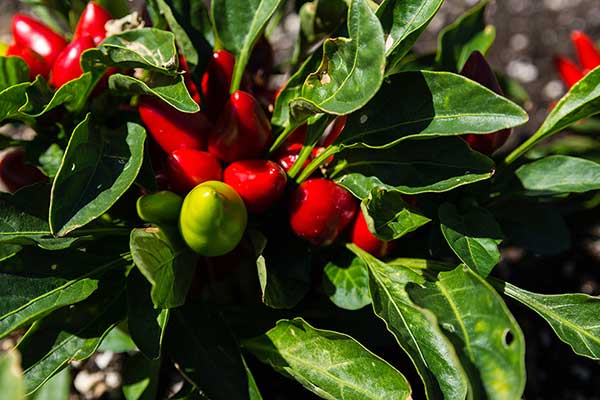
[{"left": 0, "top": 0, "right": 599, "bottom": 399}]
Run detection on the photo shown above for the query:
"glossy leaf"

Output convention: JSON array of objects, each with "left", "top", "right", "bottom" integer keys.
[
  {"left": 498, "top": 281, "right": 600, "bottom": 360},
  {"left": 98, "top": 327, "right": 138, "bottom": 353},
  {"left": 212, "top": 0, "right": 284, "bottom": 91},
  {"left": 323, "top": 251, "right": 371, "bottom": 310},
  {"left": 0, "top": 82, "right": 31, "bottom": 124},
  {"left": 296, "top": 0, "right": 347, "bottom": 63},
  {"left": 409, "top": 265, "right": 526, "bottom": 400},
  {"left": 244, "top": 318, "right": 412, "bottom": 400},
  {"left": 127, "top": 269, "right": 170, "bottom": 359},
  {"left": 153, "top": 0, "right": 199, "bottom": 69},
  {"left": 50, "top": 116, "right": 146, "bottom": 236},
  {"left": 0, "top": 351, "right": 25, "bottom": 400},
  {"left": 349, "top": 245, "right": 469, "bottom": 400},
  {"left": 130, "top": 226, "right": 197, "bottom": 309},
  {"left": 360, "top": 189, "right": 430, "bottom": 240},
  {"left": 122, "top": 353, "right": 161, "bottom": 400},
  {"left": 333, "top": 137, "right": 495, "bottom": 196},
  {"left": 30, "top": 368, "right": 70, "bottom": 400},
  {"left": 108, "top": 73, "right": 199, "bottom": 113},
  {"left": 439, "top": 203, "right": 504, "bottom": 277},
  {"left": 516, "top": 155, "right": 600, "bottom": 193},
  {"left": 436, "top": 0, "right": 495, "bottom": 71},
  {"left": 0, "top": 249, "right": 127, "bottom": 339},
  {"left": 0, "top": 56, "right": 30, "bottom": 90},
  {"left": 291, "top": 0, "right": 385, "bottom": 117},
  {"left": 377, "top": 0, "right": 444, "bottom": 74},
  {"left": 506, "top": 66, "right": 600, "bottom": 163}
]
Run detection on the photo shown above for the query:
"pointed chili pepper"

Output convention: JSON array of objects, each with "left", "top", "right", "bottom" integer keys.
[
  {"left": 0, "top": 148, "right": 47, "bottom": 193},
  {"left": 49, "top": 35, "right": 96, "bottom": 88},
  {"left": 224, "top": 160, "right": 287, "bottom": 213},
  {"left": 350, "top": 211, "right": 395, "bottom": 258},
  {"left": 554, "top": 56, "right": 585, "bottom": 88},
  {"left": 208, "top": 90, "right": 272, "bottom": 163},
  {"left": 11, "top": 14, "right": 67, "bottom": 67},
  {"left": 289, "top": 178, "right": 357, "bottom": 246},
  {"left": 166, "top": 148, "right": 223, "bottom": 194},
  {"left": 74, "top": 1, "right": 112, "bottom": 45},
  {"left": 138, "top": 97, "right": 212, "bottom": 154},
  {"left": 571, "top": 31, "right": 600, "bottom": 72},
  {"left": 6, "top": 44, "right": 49, "bottom": 80},
  {"left": 202, "top": 50, "right": 235, "bottom": 119}
]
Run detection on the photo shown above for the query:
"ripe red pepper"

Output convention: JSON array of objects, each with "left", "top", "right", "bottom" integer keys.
[
  {"left": 460, "top": 51, "right": 510, "bottom": 155},
  {"left": 289, "top": 178, "right": 357, "bottom": 246},
  {"left": 202, "top": 50, "right": 235, "bottom": 119},
  {"left": 224, "top": 160, "right": 287, "bottom": 213},
  {"left": 274, "top": 143, "right": 311, "bottom": 173},
  {"left": 49, "top": 35, "right": 96, "bottom": 88},
  {"left": 166, "top": 148, "right": 223, "bottom": 193},
  {"left": 0, "top": 148, "right": 47, "bottom": 193},
  {"left": 6, "top": 44, "right": 49, "bottom": 80},
  {"left": 321, "top": 116, "right": 347, "bottom": 147},
  {"left": 350, "top": 211, "right": 395, "bottom": 258},
  {"left": 555, "top": 56, "right": 585, "bottom": 88},
  {"left": 11, "top": 14, "right": 67, "bottom": 67},
  {"left": 73, "top": 1, "right": 112, "bottom": 45},
  {"left": 138, "top": 97, "right": 212, "bottom": 153},
  {"left": 570, "top": 31, "right": 600, "bottom": 72},
  {"left": 208, "top": 90, "right": 272, "bottom": 163}
]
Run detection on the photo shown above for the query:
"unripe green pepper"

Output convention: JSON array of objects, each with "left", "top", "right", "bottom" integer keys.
[
  {"left": 179, "top": 181, "right": 247, "bottom": 257},
  {"left": 136, "top": 191, "right": 183, "bottom": 224}
]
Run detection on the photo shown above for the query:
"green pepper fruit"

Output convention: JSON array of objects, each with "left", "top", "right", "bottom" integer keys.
[
  {"left": 136, "top": 190, "right": 183, "bottom": 224},
  {"left": 179, "top": 181, "right": 247, "bottom": 257}
]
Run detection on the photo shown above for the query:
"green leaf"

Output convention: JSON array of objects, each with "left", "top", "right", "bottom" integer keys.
[
  {"left": 377, "top": 0, "right": 443, "bottom": 74},
  {"left": 360, "top": 190, "right": 430, "bottom": 240},
  {"left": 435, "top": 0, "right": 495, "bottom": 71},
  {"left": 506, "top": 66, "right": 600, "bottom": 163},
  {"left": 0, "top": 248, "right": 127, "bottom": 339},
  {"left": 82, "top": 29, "right": 179, "bottom": 74},
  {"left": 0, "top": 82, "right": 31, "bottom": 125},
  {"left": 212, "top": 0, "right": 284, "bottom": 91},
  {"left": 296, "top": 0, "right": 347, "bottom": 64},
  {"left": 152, "top": 0, "right": 199, "bottom": 70},
  {"left": 130, "top": 226, "right": 197, "bottom": 309},
  {"left": 350, "top": 245, "right": 469, "bottom": 400},
  {"left": 167, "top": 304, "right": 250, "bottom": 400},
  {"left": 333, "top": 71, "right": 528, "bottom": 149},
  {"left": 108, "top": 73, "right": 199, "bottom": 113},
  {"left": 516, "top": 155, "right": 600, "bottom": 194},
  {"left": 127, "top": 269, "right": 170, "bottom": 359},
  {"left": 17, "top": 273, "right": 127, "bottom": 395},
  {"left": 439, "top": 203, "right": 504, "bottom": 277},
  {"left": 97, "top": 327, "right": 138, "bottom": 353},
  {"left": 322, "top": 251, "right": 371, "bottom": 310},
  {"left": 291, "top": 0, "right": 385, "bottom": 117},
  {"left": 50, "top": 116, "right": 146, "bottom": 236},
  {"left": 0, "top": 56, "right": 30, "bottom": 90},
  {"left": 122, "top": 353, "right": 161, "bottom": 400},
  {"left": 243, "top": 356, "right": 263, "bottom": 400},
  {"left": 38, "top": 144, "right": 64, "bottom": 178},
  {"left": 244, "top": 318, "right": 412, "bottom": 400},
  {"left": 409, "top": 265, "right": 525, "bottom": 400},
  {"left": 0, "top": 351, "right": 25, "bottom": 400},
  {"left": 497, "top": 281, "right": 600, "bottom": 360},
  {"left": 30, "top": 368, "right": 70, "bottom": 400},
  {"left": 333, "top": 137, "right": 495, "bottom": 196}
]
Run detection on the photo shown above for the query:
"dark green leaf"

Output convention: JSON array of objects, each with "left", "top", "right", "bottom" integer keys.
[
  {"left": 296, "top": 0, "right": 347, "bottom": 64},
  {"left": 0, "top": 56, "right": 30, "bottom": 91},
  {"left": 122, "top": 353, "right": 161, "bottom": 400},
  {"left": 0, "top": 351, "right": 25, "bottom": 400},
  {"left": 323, "top": 251, "right": 371, "bottom": 310},
  {"left": 30, "top": 368, "right": 70, "bottom": 400},
  {"left": 409, "top": 266, "right": 526, "bottom": 400},
  {"left": 50, "top": 116, "right": 146, "bottom": 236},
  {"left": 333, "top": 137, "right": 495, "bottom": 196},
  {"left": 435, "top": 0, "right": 495, "bottom": 71},
  {"left": 516, "top": 155, "right": 600, "bottom": 193},
  {"left": 291, "top": 0, "right": 385, "bottom": 117},
  {"left": 153, "top": 0, "right": 199, "bottom": 70},
  {"left": 38, "top": 144, "right": 64, "bottom": 178},
  {"left": 0, "top": 82, "right": 31, "bottom": 125},
  {"left": 350, "top": 245, "right": 469, "bottom": 400},
  {"left": 244, "top": 318, "right": 412, "bottom": 400},
  {"left": 439, "top": 203, "right": 503, "bottom": 277},
  {"left": 97, "top": 327, "right": 138, "bottom": 353},
  {"left": 130, "top": 226, "right": 197, "bottom": 309}
]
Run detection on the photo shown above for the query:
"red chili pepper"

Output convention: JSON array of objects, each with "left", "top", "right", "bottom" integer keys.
[
  {"left": 202, "top": 50, "right": 235, "bottom": 119},
  {"left": 289, "top": 178, "right": 357, "bottom": 246},
  {"left": 6, "top": 44, "right": 49, "bottom": 80},
  {"left": 224, "top": 159, "right": 287, "bottom": 213},
  {"left": 208, "top": 90, "right": 272, "bottom": 163},
  {"left": 49, "top": 35, "right": 96, "bottom": 88},
  {"left": 166, "top": 148, "right": 223, "bottom": 193},
  {"left": 179, "top": 55, "right": 201, "bottom": 104},
  {"left": 321, "top": 116, "right": 347, "bottom": 147},
  {"left": 0, "top": 148, "right": 47, "bottom": 193},
  {"left": 571, "top": 31, "right": 600, "bottom": 72},
  {"left": 460, "top": 51, "right": 511, "bottom": 155},
  {"left": 274, "top": 143, "right": 310, "bottom": 173},
  {"left": 247, "top": 36, "right": 274, "bottom": 90},
  {"left": 11, "top": 14, "right": 67, "bottom": 67},
  {"left": 73, "top": 1, "right": 112, "bottom": 45},
  {"left": 350, "top": 210, "right": 395, "bottom": 258},
  {"left": 138, "top": 97, "right": 212, "bottom": 153},
  {"left": 555, "top": 56, "right": 585, "bottom": 88}
]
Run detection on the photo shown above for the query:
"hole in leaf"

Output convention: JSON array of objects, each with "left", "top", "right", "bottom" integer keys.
[{"left": 503, "top": 329, "right": 514, "bottom": 347}]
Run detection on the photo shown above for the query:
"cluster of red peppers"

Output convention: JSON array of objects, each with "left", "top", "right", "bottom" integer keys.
[
  {"left": 555, "top": 31, "right": 600, "bottom": 88},
  {"left": 137, "top": 45, "right": 395, "bottom": 258}
]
